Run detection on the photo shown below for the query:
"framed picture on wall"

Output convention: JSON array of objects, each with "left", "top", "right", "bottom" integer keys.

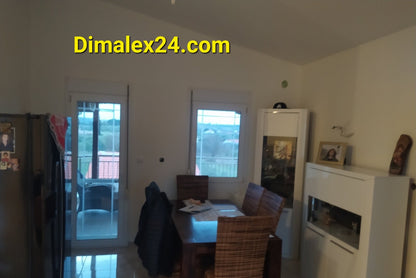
[
  {"left": 316, "top": 141, "right": 347, "bottom": 166},
  {"left": 0, "top": 127, "right": 15, "bottom": 153}
]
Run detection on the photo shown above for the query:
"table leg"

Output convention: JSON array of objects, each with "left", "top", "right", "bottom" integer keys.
[
  {"left": 264, "top": 235, "right": 282, "bottom": 278},
  {"left": 181, "top": 243, "right": 197, "bottom": 278}
]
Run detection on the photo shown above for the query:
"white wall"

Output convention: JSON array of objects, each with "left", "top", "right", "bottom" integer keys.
[
  {"left": 0, "top": 0, "right": 29, "bottom": 113},
  {"left": 10, "top": 1, "right": 414, "bottom": 274},
  {"left": 26, "top": 0, "right": 302, "bottom": 240},
  {"left": 301, "top": 26, "right": 416, "bottom": 278}
]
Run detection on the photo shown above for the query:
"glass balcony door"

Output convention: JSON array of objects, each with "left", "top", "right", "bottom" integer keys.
[
  {"left": 76, "top": 101, "right": 119, "bottom": 240},
  {"left": 66, "top": 93, "right": 127, "bottom": 248}
]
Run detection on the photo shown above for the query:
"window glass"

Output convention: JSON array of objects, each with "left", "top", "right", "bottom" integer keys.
[{"left": 195, "top": 109, "right": 241, "bottom": 178}]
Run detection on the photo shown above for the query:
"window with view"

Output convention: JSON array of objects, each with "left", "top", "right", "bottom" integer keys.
[
  {"left": 190, "top": 90, "right": 248, "bottom": 181},
  {"left": 195, "top": 109, "right": 241, "bottom": 178},
  {"left": 190, "top": 97, "right": 246, "bottom": 181}
]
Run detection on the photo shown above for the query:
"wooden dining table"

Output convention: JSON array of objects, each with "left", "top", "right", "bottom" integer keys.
[{"left": 171, "top": 199, "right": 282, "bottom": 278}]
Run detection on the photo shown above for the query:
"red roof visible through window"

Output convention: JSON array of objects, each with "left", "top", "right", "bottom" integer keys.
[{"left": 64, "top": 153, "right": 119, "bottom": 180}]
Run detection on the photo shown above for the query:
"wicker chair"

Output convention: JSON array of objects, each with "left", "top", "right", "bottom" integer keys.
[
  {"left": 241, "top": 183, "right": 265, "bottom": 216},
  {"left": 204, "top": 216, "right": 274, "bottom": 278},
  {"left": 257, "top": 189, "right": 286, "bottom": 231},
  {"left": 176, "top": 175, "right": 209, "bottom": 201}
]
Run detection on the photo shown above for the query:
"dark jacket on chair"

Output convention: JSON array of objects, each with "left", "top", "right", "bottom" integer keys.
[{"left": 134, "top": 182, "right": 179, "bottom": 277}]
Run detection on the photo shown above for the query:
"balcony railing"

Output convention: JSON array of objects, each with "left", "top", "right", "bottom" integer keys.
[
  {"left": 64, "top": 152, "right": 119, "bottom": 180},
  {"left": 196, "top": 156, "right": 238, "bottom": 177}
]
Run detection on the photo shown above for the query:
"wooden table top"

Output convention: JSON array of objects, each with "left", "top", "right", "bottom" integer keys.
[{"left": 171, "top": 199, "right": 239, "bottom": 244}]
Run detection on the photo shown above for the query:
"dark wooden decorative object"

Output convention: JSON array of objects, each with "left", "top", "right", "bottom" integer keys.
[{"left": 389, "top": 134, "right": 412, "bottom": 175}]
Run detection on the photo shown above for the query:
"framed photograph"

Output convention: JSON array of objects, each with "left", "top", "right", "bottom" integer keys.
[
  {"left": 0, "top": 127, "right": 15, "bottom": 153},
  {"left": 316, "top": 141, "right": 347, "bottom": 166}
]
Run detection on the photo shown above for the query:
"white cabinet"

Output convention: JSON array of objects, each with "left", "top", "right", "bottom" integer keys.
[
  {"left": 301, "top": 163, "right": 409, "bottom": 278},
  {"left": 254, "top": 109, "right": 309, "bottom": 259},
  {"left": 302, "top": 225, "right": 327, "bottom": 277}
]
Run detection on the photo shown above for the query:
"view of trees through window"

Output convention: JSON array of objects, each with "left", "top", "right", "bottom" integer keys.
[
  {"left": 65, "top": 102, "right": 120, "bottom": 179},
  {"left": 196, "top": 109, "right": 241, "bottom": 178}
]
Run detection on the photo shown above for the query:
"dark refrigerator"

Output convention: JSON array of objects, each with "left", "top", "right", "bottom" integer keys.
[{"left": 0, "top": 114, "right": 68, "bottom": 278}]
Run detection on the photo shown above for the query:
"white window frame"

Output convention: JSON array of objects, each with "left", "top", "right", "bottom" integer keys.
[
  {"left": 190, "top": 89, "right": 248, "bottom": 183},
  {"left": 65, "top": 78, "right": 129, "bottom": 248}
]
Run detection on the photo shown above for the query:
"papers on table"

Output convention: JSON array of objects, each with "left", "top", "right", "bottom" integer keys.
[
  {"left": 179, "top": 200, "right": 212, "bottom": 213},
  {"left": 191, "top": 201, "right": 245, "bottom": 221},
  {"left": 179, "top": 199, "right": 245, "bottom": 221}
]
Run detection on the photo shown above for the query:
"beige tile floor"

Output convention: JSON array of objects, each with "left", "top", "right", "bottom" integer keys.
[{"left": 65, "top": 243, "right": 301, "bottom": 278}]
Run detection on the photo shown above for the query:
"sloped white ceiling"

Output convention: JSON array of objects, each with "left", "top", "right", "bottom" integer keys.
[{"left": 102, "top": 0, "right": 416, "bottom": 64}]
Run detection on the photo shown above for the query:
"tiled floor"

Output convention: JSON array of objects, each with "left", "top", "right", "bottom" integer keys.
[
  {"left": 64, "top": 244, "right": 148, "bottom": 278},
  {"left": 282, "top": 258, "right": 302, "bottom": 278},
  {"left": 76, "top": 210, "right": 118, "bottom": 240},
  {"left": 65, "top": 243, "right": 301, "bottom": 278}
]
